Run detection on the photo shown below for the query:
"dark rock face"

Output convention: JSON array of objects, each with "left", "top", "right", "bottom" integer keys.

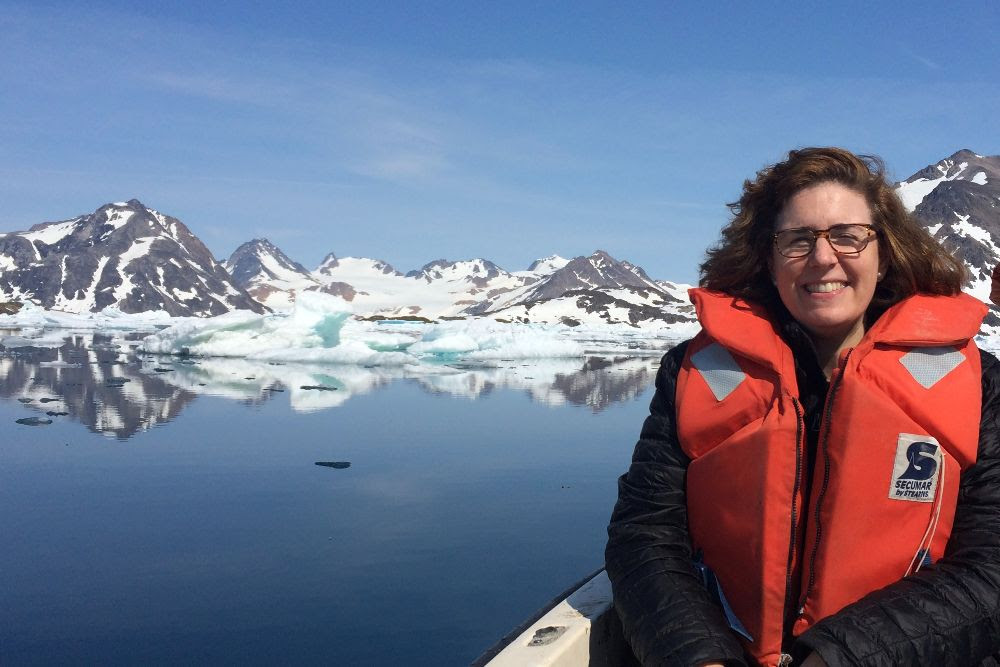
[
  {"left": 0, "top": 200, "right": 266, "bottom": 316},
  {"left": 902, "top": 150, "right": 1000, "bottom": 291},
  {"left": 317, "top": 282, "right": 357, "bottom": 300}
]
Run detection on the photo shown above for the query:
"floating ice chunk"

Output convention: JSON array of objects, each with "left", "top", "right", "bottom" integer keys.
[
  {"left": 1, "top": 329, "right": 69, "bottom": 348},
  {"left": 93, "top": 306, "right": 176, "bottom": 330},
  {"left": 353, "top": 331, "right": 418, "bottom": 351},
  {"left": 142, "top": 291, "right": 353, "bottom": 357},
  {"left": 0, "top": 300, "right": 178, "bottom": 331},
  {"left": 408, "top": 320, "right": 583, "bottom": 361}
]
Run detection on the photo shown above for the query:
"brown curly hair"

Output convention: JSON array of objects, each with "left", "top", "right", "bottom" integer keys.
[{"left": 700, "top": 147, "right": 965, "bottom": 316}]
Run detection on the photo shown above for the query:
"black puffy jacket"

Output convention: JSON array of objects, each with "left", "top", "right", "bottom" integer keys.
[{"left": 606, "top": 335, "right": 1000, "bottom": 666}]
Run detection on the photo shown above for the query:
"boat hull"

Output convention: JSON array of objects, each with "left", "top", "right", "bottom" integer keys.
[{"left": 474, "top": 569, "right": 639, "bottom": 666}]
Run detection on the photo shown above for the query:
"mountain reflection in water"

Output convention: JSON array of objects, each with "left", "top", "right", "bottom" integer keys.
[{"left": 1, "top": 331, "right": 675, "bottom": 440}]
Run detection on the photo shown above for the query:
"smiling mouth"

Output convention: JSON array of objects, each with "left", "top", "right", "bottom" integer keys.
[{"left": 804, "top": 281, "right": 847, "bottom": 293}]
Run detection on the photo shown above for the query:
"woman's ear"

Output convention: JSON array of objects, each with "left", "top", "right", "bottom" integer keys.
[{"left": 877, "top": 242, "right": 889, "bottom": 282}]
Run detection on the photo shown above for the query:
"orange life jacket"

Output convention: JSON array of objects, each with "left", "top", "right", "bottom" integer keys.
[{"left": 675, "top": 289, "right": 986, "bottom": 667}]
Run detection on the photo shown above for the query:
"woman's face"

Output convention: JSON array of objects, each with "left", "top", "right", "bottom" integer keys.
[{"left": 771, "top": 182, "right": 884, "bottom": 346}]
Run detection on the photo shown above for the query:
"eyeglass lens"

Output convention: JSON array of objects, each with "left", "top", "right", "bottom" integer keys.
[{"left": 775, "top": 225, "right": 872, "bottom": 257}]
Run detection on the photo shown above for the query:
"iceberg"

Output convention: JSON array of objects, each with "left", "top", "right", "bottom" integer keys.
[
  {"left": 407, "top": 320, "right": 582, "bottom": 361},
  {"left": 140, "top": 293, "right": 589, "bottom": 365},
  {"left": 142, "top": 291, "right": 355, "bottom": 358}
]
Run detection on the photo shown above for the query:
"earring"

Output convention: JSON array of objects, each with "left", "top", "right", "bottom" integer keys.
[{"left": 877, "top": 271, "right": 884, "bottom": 281}]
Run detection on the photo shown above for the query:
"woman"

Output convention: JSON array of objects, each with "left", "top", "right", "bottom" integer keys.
[{"left": 606, "top": 147, "right": 1000, "bottom": 667}]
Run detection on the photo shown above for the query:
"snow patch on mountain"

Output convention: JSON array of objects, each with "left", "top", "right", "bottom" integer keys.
[{"left": 525, "top": 255, "right": 570, "bottom": 275}]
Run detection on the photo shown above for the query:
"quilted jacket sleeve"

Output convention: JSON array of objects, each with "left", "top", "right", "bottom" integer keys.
[
  {"left": 793, "top": 349, "right": 1000, "bottom": 666},
  {"left": 605, "top": 342, "right": 749, "bottom": 667}
]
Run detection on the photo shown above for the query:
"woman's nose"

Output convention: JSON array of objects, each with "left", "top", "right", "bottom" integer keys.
[{"left": 808, "top": 235, "right": 839, "bottom": 264}]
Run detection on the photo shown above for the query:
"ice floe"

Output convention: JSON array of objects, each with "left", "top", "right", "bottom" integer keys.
[{"left": 0, "top": 300, "right": 178, "bottom": 331}]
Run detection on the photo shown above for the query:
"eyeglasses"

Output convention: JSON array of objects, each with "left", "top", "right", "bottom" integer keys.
[{"left": 773, "top": 224, "right": 876, "bottom": 258}]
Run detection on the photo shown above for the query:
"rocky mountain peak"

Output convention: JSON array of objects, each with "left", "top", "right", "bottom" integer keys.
[
  {"left": 0, "top": 200, "right": 265, "bottom": 316},
  {"left": 225, "top": 238, "right": 311, "bottom": 288},
  {"left": 902, "top": 150, "right": 998, "bottom": 188},
  {"left": 900, "top": 149, "right": 1000, "bottom": 303},
  {"left": 520, "top": 249, "right": 666, "bottom": 303},
  {"left": 317, "top": 252, "right": 339, "bottom": 273}
]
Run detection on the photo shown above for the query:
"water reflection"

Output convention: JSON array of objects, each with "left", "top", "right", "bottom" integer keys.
[
  {"left": 1, "top": 331, "right": 672, "bottom": 439},
  {"left": 1, "top": 332, "right": 195, "bottom": 439}
]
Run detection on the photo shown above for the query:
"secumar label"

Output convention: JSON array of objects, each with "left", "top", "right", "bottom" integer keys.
[{"left": 888, "top": 433, "right": 941, "bottom": 503}]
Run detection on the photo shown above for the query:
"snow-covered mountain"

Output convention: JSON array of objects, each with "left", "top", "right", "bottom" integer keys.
[
  {"left": 312, "top": 254, "right": 543, "bottom": 320},
  {"left": 466, "top": 250, "right": 692, "bottom": 327},
  {"left": 0, "top": 200, "right": 264, "bottom": 316},
  {"left": 244, "top": 245, "right": 694, "bottom": 327},
  {"left": 896, "top": 149, "right": 1000, "bottom": 302},
  {"left": 317, "top": 252, "right": 401, "bottom": 278},
  {"left": 0, "top": 200, "right": 692, "bottom": 328},
  {"left": 224, "top": 239, "right": 355, "bottom": 310},
  {"left": 407, "top": 258, "right": 540, "bottom": 303}
]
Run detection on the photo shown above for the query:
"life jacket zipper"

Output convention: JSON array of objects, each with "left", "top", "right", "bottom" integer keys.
[
  {"left": 798, "top": 348, "right": 852, "bottom": 615},
  {"left": 783, "top": 397, "right": 805, "bottom": 622}
]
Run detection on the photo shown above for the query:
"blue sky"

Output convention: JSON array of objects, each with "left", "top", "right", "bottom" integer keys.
[{"left": 1, "top": 1, "right": 997, "bottom": 283}]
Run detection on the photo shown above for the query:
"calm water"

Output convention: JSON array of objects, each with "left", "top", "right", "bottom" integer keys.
[{"left": 0, "top": 331, "right": 668, "bottom": 665}]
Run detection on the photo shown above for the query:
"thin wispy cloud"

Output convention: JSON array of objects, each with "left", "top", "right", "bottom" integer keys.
[
  {"left": 900, "top": 45, "right": 943, "bottom": 71},
  {"left": 352, "top": 152, "right": 451, "bottom": 181},
  {"left": 142, "top": 71, "right": 299, "bottom": 106}
]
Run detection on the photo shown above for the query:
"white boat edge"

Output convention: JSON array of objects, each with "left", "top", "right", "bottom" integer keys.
[{"left": 474, "top": 569, "right": 638, "bottom": 666}]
